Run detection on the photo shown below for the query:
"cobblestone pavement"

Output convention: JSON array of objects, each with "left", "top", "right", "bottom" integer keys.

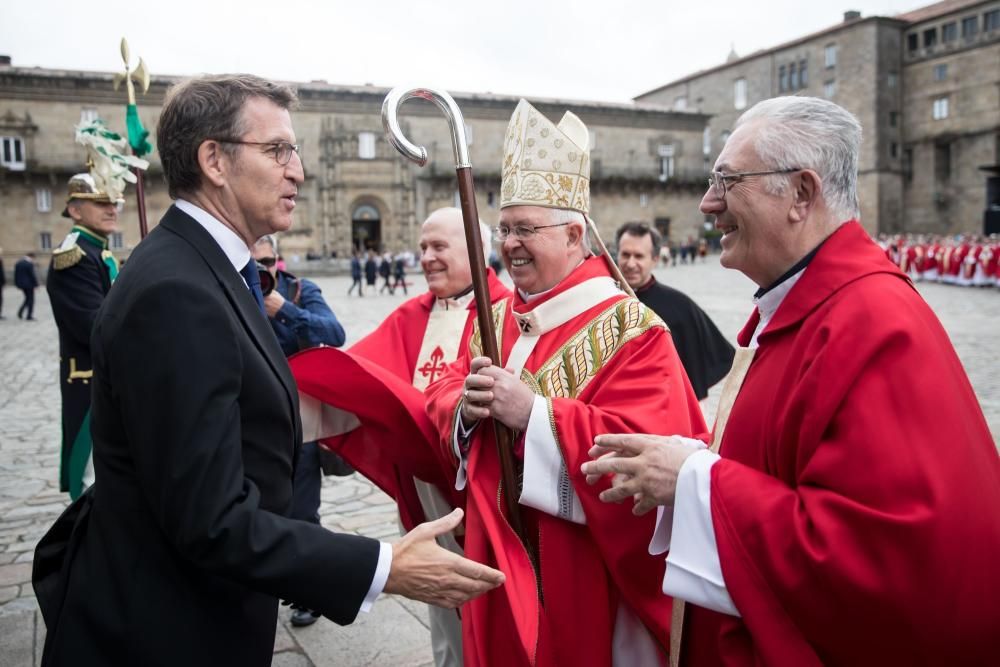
[{"left": 0, "top": 258, "right": 996, "bottom": 665}]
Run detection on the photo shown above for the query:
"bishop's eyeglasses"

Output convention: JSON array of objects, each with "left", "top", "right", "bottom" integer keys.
[
  {"left": 707, "top": 168, "right": 801, "bottom": 200},
  {"left": 492, "top": 221, "right": 573, "bottom": 242}
]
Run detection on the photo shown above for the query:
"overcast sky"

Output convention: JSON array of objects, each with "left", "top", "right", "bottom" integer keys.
[{"left": 2, "top": 0, "right": 929, "bottom": 103}]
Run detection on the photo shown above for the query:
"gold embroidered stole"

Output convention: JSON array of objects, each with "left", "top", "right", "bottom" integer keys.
[{"left": 470, "top": 298, "right": 665, "bottom": 400}]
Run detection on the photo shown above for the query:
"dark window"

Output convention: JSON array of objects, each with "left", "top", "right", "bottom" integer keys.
[
  {"left": 890, "top": 142, "right": 899, "bottom": 159},
  {"left": 962, "top": 16, "right": 978, "bottom": 38},
  {"left": 924, "top": 28, "right": 937, "bottom": 48},
  {"left": 942, "top": 21, "right": 958, "bottom": 42},
  {"left": 985, "top": 10, "right": 1000, "bottom": 31},
  {"left": 799, "top": 59, "right": 808, "bottom": 86},
  {"left": 907, "top": 33, "right": 919, "bottom": 51},
  {"left": 39, "top": 232, "right": 52, "bottom": 251},
  {"left": 789, "top": 62, "right": 799, "bottom": 90},
  {"left": 111, "top": 232, "right": 124, "bottom": 250},
  {"left": 934, "top": 143, "right": 951, "bottom": 181},
  {"left": 934, "top": 64, "right": 948, "bottom": 81},
  {"left": 889, "top": 111, "right": 899, "bottom": 127},
  {"left": 779, "top": 65, "right": 787, "bottom": 92},
  {"left": 654, "top": 218, "right": 671, "bottom": 241}
]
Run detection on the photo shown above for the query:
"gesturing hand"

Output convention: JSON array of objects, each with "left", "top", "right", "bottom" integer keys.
[
  {"left": 580, "top": 434, "right": 703, "bottom": 515},
  {"left": 384, "top": 508, "right": 505, "bottom": 608}
]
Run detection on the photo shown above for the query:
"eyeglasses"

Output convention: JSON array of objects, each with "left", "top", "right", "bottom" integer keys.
[
  {"left": 256, "top": 256, "right": 277, "bottom": 267},
  {"left": 216, "top": 140, "right": 300, "bottom": 166},
  {"left": 706, "top": 168, "right": 801, "bottom": 200},
  {"left": 492, "top": 221, "right": 572, "bottom": 242}
]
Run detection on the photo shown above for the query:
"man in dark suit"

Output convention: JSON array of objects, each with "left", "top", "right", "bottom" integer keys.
[
  {"left": 47, "top": 174, "right": 122, "bottom": 499},
  {"left": 14, "top": 251, "right": 38, "bottom": 320},
  {"left": 616, "top": 222, "right": 734, "bottom": 400},
  {"left": 34, "top": 74, "right": 503, "bottom": 666}
]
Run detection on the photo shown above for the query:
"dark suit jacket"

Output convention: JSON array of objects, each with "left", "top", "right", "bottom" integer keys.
[
  {"left": 14, "top": 257, "right": 38, "bottom": 289},
  {"left": 36, "top": 206, "right": 380, "bottom": 666}
]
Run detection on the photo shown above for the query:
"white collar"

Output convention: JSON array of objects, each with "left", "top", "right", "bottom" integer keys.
[
  {"left": 512, "top": 277, "right": 621, "bottom": 337},
  {"left": 175, "top": 199, "right": 251, "bottom": 274},
  {"left": 434, "top": 288, "right": 476, "bottom": 311},
  {"left": 750, "top": 267, "right": 806, "bottom": 348}
]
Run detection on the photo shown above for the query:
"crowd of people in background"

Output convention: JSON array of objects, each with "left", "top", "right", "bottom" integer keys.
[{"left": 878, "top": 233, "right": 999, "bottom": 288}]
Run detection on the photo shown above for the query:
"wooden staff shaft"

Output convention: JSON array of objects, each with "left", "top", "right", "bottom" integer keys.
[
  {"left": 456, "top": 167, "right": 525, "bottom": 541},
  {"left": 133, "top": 167, "right": 149, "bottom": 239}
]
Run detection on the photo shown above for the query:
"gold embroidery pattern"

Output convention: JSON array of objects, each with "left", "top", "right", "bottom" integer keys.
[
  {"left": 501, "top": 100, "right": 591, "bottom": 214},
  {"left": 468, "top": 301, "right": 508, "bottom": 359},
  {"left": 533, "top": 299, "right": 663, "bottom": 399}
]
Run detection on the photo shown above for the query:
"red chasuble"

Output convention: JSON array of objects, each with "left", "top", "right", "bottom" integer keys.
[
  {"left": 290, "top": 269, "right": 510, "bottom": 531},
  {"left": 682, "top": 222, "right": 1000, "bottom": 666},
  {"left": 426, "top": 257, "right": 708, "bottom": 666}
]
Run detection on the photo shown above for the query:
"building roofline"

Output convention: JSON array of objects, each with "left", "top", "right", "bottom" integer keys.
[
  {"left": 633, "top": 14, "right": 906, "bottom": 99},
  {"left": 0, "top": 65, "right": 710, "bottom": 121},
  {"left": 894, "top": 0, "right": 994, "bottom": 25}
]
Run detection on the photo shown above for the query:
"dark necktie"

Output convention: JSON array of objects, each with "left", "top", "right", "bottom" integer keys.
[{"left": 240, "top": 260, "right": 266, "bottom": 314}]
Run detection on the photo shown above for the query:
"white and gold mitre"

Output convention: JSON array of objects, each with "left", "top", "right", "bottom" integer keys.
[{"left": 501, "top": 99, "right": 590, "bottom": 214}]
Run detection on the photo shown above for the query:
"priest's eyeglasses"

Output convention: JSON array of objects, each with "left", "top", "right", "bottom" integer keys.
[
  {"left": 493, "top": 221, "right": 572, "bottom": 242},
  {"left": 216, "top": 140, "right": 301, "bottom": 166},
  {"left": 707, "top": 168, "right": 801, "bottom": 200}
]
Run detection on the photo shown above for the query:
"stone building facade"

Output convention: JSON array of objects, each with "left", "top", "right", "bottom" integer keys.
[
  {"left": 0, "top": 65, "right": 709, "bottom": 271},
  {"left": 635, "top": 0, "right": 1000, "bottom": 236}
]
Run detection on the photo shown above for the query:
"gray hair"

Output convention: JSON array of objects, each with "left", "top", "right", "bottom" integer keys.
[
  {"left": 255, "top": 234, "right": 278, "bottom": 253},
  {"left": 157, "top": 74, "right": 298, "bottom": 199},
  {"left": 734, "top": 96, "right": 861, "bottom": 221},
  {"left": 545, "top": 208, "right": 592, "bottom": 255}
]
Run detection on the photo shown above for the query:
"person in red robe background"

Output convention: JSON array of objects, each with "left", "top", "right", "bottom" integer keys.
[
  {"left": 583, "top": 96, "right": 1000, "bottom": 666},
  {"left": 426, "top": 99, "right": 707, "bottom": 666},
  {"left": 292, "top": 207, "right": 510, "bottom": 667}
]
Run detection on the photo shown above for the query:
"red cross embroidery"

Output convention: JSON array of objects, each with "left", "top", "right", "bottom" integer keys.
[{"left": 418, "top": 346, "right": 448, "bottom": 384}]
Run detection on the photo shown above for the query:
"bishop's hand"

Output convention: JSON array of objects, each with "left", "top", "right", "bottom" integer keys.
[{"left": 460, "top": 356, "right": 534, "bottom": 432}]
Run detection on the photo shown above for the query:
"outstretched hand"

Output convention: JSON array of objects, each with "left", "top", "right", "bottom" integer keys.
[
  {"left": 580, "top": 434, "right": 703, "bottom": 515},
  {"left": 384, "top": 508, "right": 504, "bottom": 608}
]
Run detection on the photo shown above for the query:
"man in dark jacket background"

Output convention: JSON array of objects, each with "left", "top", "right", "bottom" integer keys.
[
  {"left": 616, "top": 222, "right": 734, "bottom": 400},
  {"left": 14, "top": 251, "right": 39, "bottom": 320}
]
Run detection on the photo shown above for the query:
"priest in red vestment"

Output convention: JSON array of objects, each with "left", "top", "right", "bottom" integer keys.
[
  {"left": 583, "top": 95, "right": 1000, "bottom": 666},
  {"left": 292, "top": 207, "right": 510, "bottom": 667},
  {"left": 425, "top": 99, "right": 707, "bottom": 666}
]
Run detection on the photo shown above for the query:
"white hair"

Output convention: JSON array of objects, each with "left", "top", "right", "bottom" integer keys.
[
  {"left": 545, "top": 208, "right": 592, "bottom": 255},
  {"left": 734, "top": 96, "right": 861, "bottom": 221},
  {"left": 424, "top": 207, "right": 491, "bottom": 264},
  {"left": 255, "top": 234, "right": 278, "bottom": 253}
]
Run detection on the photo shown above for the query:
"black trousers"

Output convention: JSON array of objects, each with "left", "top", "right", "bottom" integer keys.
[{"left": 18, "top": 288, "right": 34, "bottom": 319}]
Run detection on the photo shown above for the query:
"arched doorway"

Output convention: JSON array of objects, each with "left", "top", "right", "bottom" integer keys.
[{"left": 351, "top": 204, "right": 381, "bottom": 252}]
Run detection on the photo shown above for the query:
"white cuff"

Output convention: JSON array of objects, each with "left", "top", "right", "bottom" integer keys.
[
  {"left": 649, "top": 437, "right": 709, "bottom": 554},
  {"left": 519, "top": 395, "right": 586, "bottom": 524},
  {"left": 360, "top": 541, "right": 393, "bottom": 613},
  {"left": 662, "top": 449, "right": 739, "bottom": 617}
]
